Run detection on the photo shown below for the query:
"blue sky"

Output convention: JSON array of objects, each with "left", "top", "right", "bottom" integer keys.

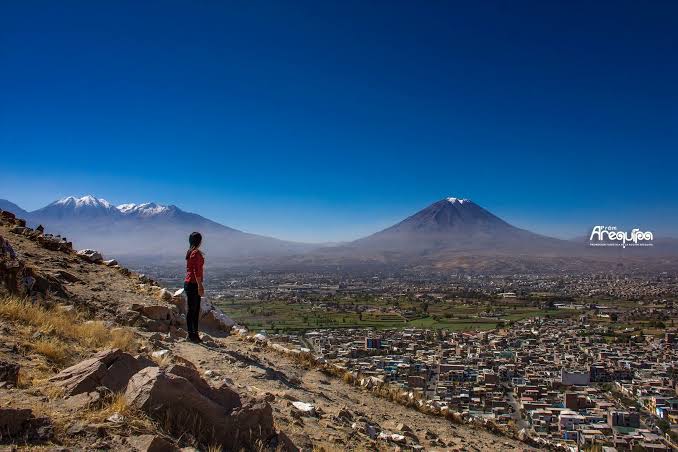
[{"left": 1, "top": 1, "right": 676, "bottom": 242}]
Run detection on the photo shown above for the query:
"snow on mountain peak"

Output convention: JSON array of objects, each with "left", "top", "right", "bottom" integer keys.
[
  {"left": 446, "top": 197, "right": 471, "bottom": 205},
  {"left": 117, "top": 203, "right": 137, "bottom": 213},
  {"left": 55, "top": 195, "right": 113, "bottom": 209},
  {"left": 116, "top": 202, "right": 171, "bottom": 216}
]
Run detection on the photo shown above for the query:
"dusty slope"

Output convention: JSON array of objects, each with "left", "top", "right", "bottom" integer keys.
[{"left": 0, "top": 216, "right": 533, "bottom": 451}]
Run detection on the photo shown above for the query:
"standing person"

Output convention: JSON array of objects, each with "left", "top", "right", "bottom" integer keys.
[{"left": 184, "top": 232, "right": 204, "bottom": 343}]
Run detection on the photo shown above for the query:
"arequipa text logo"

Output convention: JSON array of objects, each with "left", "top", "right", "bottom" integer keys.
[{"left": 589, "top": 225, "right": 654, "bottom": 248}]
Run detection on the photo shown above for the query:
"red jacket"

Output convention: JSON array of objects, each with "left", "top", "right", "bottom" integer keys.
[{"left": 185, "top": 250, "right": 204, "bottom": 283}]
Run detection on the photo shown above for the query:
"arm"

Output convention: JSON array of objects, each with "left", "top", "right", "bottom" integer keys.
[
  {"left": 197, "top": 276, "right": 205, "bottom": 296},
  {"left": 196, "top": 252, "right": 205, "bottom": 296}
]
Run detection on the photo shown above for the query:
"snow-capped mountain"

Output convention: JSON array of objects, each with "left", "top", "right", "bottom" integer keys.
[
  {"left": 33, "top": 195, "right": 120, "bottom": 219},
  {"left": 9, "top": 195, "right": 313, "bottom": 261},
  {"left": 373, "top": 197, "right": 514, "bottom": 235},
  {"left": 353, "top": 196, "right": 551, "bottom": 247},
  {"left": 117, "top": 202, "right": 172, "bottom": 217},
  {"left": 302, "top": 197, "right": 580, "bottom": 267}
]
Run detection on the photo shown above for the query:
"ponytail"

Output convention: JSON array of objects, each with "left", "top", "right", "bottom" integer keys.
[{"left": 186, "top": 232, "right": 203, "bottom": 260}]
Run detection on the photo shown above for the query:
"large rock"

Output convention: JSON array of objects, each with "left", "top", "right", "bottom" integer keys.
[
  {"left": 0, "top": 407, "right": 53, "bottom": 441},
  {"left": 137, "top": 305, "right": 174, "bottom": 322},
  {"left": 0, "top": 360, "right": 20, "bottom": 385},
  {"left": 127, "top": 434, "right": 178, "bottom": 452},
  {"left": 125, "top": 367, "right": 274, "bottom": 449},
  {"left": 77, "top": 249, "right": 103, "bottom": 263},
  {"left": 171, "top": 290, "right": 234, "bottom": 332},
  {"left": 170, "top": 289, "right": 187, "bottom": 314},
  {"left": 0, "top": 210, "right": 16, "bottom": 220},
  {"left": 157, "top": 288, "right": 173, "bottom": 302},
  {"left": 36, "top": 234, "right": 72, "bottom": 252},
  {"left": 165, "top": 364, "right": 241, "bottom": 412},
  {"left": 49, "top": 349, "right": 150, "bottom": 396}
]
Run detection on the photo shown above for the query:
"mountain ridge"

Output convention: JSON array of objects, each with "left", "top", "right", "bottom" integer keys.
[
  {"left": 6, "top": 195, "right": 314, "bottom": 261},
  {"left": 3, "top": 195, "right": 676, "bottom": 272}
]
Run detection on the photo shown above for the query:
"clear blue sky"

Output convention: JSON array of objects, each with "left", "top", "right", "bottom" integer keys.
[{"left": 1, "top": 1, "right": 676, "bottom": 242}]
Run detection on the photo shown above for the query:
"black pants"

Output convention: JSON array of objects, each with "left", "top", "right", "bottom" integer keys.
[{"left": 184, "top": 282, "right": 201, "bottom": 336}]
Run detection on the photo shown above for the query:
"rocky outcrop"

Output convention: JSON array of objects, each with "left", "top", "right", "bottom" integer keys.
[
  {"left": 157, "top": 288, "right": 172, "bottom": 302},
  {"left": 171, "top": 289, "right": 235, "bottom": 333},
  {"left": 124, "top": 366, "right": 274, "bottom": 450},
  {"left": 0, "top": 407, "right": 53, "bottom": 442},
  {"left": 165, "top": 364, "right": 241, "bottom": 412},
  {"left": 36, "top": 234, "right": 73, "bottom": 252},
  {"left": 77, "top": 249, "right": 103, "bottom": 263},
  {"left": 126, "top": 434, "right": 179, "bottom": 452},
  {"left": 0, "top": 360, "right": 20, "bottom": 387},
  {"left": 49, "top": 349, "right": 151, "bottom": 396}
]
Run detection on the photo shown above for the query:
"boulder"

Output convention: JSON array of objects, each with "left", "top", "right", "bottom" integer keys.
[
  {"left": 125, "top": 367, "right": 274, "bottom": 449},
  {"left": 49, "top": 349, "right": 150, "bottom": 396},
  {"left": 145, "top": 319, "right": 170, "bottom": 333},
  {"left": 54, "top": 270, "right": 80, "bottom": 283},
  {"left": 103, "top": 259, "right": 118, "bottom": 267},
  {"left": 171, "top": 290, "right": 234, "bottom": 332},
  {"left": 127, "top": 434, "right": 178, "bottom": 452},
  {"left": 32, "top": 272, "right": 69, "bottom": 298},
  {"left": 139, "top": 305, "right": 174, "bottom": 321},
  {"left": 118, "top": 309, "right": 143, "bottom": 326},
  {"left": 9, "top": 226, "right": 28, "bottom": 235},
  {"left": 201, "top": 307, "right": 236, "bottom": 332},
  {"left": 77, "top": 249, "right": 103, "bottom": 263},
  {"left": 118, "top": 266, "right": 131, "bottom": 276},
  {"left": 37, "top": 234, "right": 71, "bottom": 251},
  {"left": 396, "top": 422, "right": 412, "bottom": 432},
  {"left": 166, "top": 364, "right": 241, "bottom": 412},
  {"left": 157, "top": 288, "right": 173, "bottom": 302},
  {"left": 0, "top": 210, "right": 16, "bottom": 220},
  {"left": 62, "top": 391, "right": 102, "bottom": 410},
  {"left": 291, "top": 401, "right": 316, "bottom": 417},
  {"left": 0, "top": 407, "right": 53, "bottom": 441},
  {"left": 0, "top": 360, "right": 20, "bottom": 386},
  {"left": 171, "top": 289, "right": 186, "bottom": 314},
  {"left": 151, "top": 350, "right": 170, "bottom": 360}
]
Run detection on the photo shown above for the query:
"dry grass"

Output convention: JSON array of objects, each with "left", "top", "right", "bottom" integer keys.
[
  {"left": 32, "top": 337, "right": 68, "bottom": 364},
  {"left": 150, "top": 351, "right": 172, "bottom": 368},
  {"left": 87, "top": 391, "right": 157, "bottom": 433},
  {"left": 0, "top": 295, "right": 138, "bottom": 355}
]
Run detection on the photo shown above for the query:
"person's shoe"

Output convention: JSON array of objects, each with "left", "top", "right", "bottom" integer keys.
[{"left": 193, "top": 334, "right": 203, "bottom": 343}]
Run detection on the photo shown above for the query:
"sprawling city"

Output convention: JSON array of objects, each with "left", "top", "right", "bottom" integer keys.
[{"left": 135, "top": 266, "right": 678, "bottom": 450}]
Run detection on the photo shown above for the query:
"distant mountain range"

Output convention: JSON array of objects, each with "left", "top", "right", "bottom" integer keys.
[
  {"left": 2, "top": 195, "right": 314, "bottom": 262},
  {"left": 1, "top": 195, "right": 676, "bottom": 272}
]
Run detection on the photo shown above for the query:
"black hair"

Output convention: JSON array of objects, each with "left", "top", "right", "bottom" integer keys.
[{"left": 186, "top": 232, "right": 203, "bottom": 260}]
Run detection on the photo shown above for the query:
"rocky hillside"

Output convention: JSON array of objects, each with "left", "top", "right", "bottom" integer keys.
[{"left": 0, "top": 207, "right": 533, "bottom": 451}]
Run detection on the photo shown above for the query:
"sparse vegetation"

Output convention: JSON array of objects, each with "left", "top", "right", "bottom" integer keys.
[
  {"left": 0, "top": 295, "right": 138, "bottom": 361},
  {"left": 32, "top": 337, "right": 69, "bottom": 364}
]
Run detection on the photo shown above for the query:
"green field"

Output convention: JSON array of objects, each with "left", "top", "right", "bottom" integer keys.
[{"left": 215, "top": 296, "right": 579, "bottom": 332}]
